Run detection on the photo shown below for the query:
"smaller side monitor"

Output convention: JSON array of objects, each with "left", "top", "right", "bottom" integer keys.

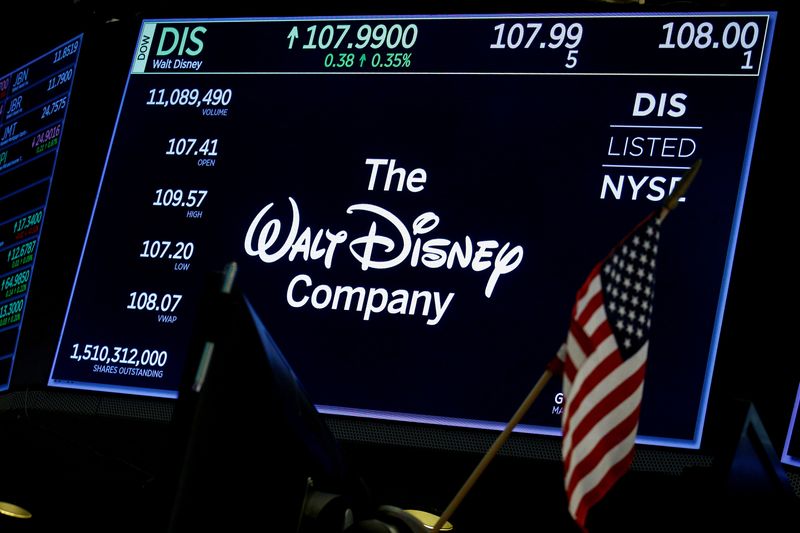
[{"left": 0, "top": 35, "right": 82, "bottom": 391}]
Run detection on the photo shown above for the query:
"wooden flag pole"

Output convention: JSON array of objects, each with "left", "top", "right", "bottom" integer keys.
[
  {"left": 659, "top": 159, "right": 701, "bottom": 221},
  {"left": 431, "top": 368, "right": 554, "bottom": 533},
  {"left": 431, "top": 160, "right": 702, "bottom": 532}
]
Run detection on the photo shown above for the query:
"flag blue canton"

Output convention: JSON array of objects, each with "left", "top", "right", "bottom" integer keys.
[{"left": 600, "top": 216, "right": 661, "bottom": 360}]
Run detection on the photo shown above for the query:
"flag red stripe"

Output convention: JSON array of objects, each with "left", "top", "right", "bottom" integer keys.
[
  {"left": 564, "top": 323, "right": 592, "bottom": 385},
  {"left": 563, "top": 356, "right": 577, "bottom": 388},
  {"left": 568, "top": 357, "right": 645, "bottom": 462},
  {"left": 568, "top": 320, "right": 597, "bottom": 365},
  {"left": 572, "top": 439, "right": 637, "bottom": 528},
  {"left": 547, "top": 355, "right": 564, "bottom": 374},
  {"left": 574, "top": 264, "right": 603, "bottom": 306},
  {"left": 561, "top": 348, "right": 622, "bottom": 447},
  {"left": 588, "top": 320, "right": 613, "bottom": 348},
  {"left": 564, "top": 363, "right": 645, "bottom": 483},
  {"left": 575, "top": 284, "right": 604, "bottom": 326},
  {"left": 561, "top": 343, "right": 643, "bottom": 469},
  {"left": 568, "top": 402, "right": 642, "bottom": 506},
  {"left": 565, "top": 300, "right": 612, "bottom": 385}
]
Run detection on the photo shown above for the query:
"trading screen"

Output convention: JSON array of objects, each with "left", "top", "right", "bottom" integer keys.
[{"left": 48, "top": 14, "right": 773, "bottom": 448}]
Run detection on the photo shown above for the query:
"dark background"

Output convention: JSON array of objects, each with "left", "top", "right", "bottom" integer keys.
[{"left": 0, "top": 1, "right": 797, "bottom": 532}]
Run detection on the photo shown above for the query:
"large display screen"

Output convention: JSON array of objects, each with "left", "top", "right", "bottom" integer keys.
[
  {"left": 49, "top": 13, "right": 774, "bottom": 448},
  {"left": 0, "top": 36, "right": 82, "bottom": 391}
]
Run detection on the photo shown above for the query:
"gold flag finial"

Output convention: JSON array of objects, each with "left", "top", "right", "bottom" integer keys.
[{"left": 660, "top": 159, "right": 701, "bottom": 220}]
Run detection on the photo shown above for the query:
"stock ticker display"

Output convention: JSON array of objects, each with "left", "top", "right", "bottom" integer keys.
[
  {"left": 0, "top": 36, "right": 82, "bottom": 390},
  {"left": 49, "top": 14, "right": 773, "bottom": 447}
]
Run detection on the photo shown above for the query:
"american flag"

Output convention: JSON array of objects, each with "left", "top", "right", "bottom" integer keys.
[{"left": 554, "top": 211, "right": 661, "bottom": 530}]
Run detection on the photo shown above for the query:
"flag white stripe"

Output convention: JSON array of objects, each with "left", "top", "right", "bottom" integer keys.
[
  {"left": 562, "top": 344, "right": 646, "bottom": 459},
  {"left": 563, "top": 328, "right": 614, "bottom": 406},
  {"left": 565, "top": 320, "right": 610, "bottom": 376},
  {"left": 568, "top": 418, "right": 640, "bottom": 517},
  {"left": 563, "top": 329, "right": 589, "bottom": 396},
  {"left": 556, "top": 343, "right": 567, "bottom": 362},
  {"left": 582, "top": 303, "right": 608, "bottom": 337},
  {"left": 563, "top": 377, "right": 572, "bottom": 400},
  {"left": 575, "top": 274, "right": 602, "bottom": 317},
  {"left": 564, "top": 378, "right": 644, "bottom": 490}
]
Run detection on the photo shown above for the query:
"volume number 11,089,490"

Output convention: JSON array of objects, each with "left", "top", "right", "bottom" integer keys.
[{"left": 147, "top": 88, "right": 232, "bottom": 108}]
